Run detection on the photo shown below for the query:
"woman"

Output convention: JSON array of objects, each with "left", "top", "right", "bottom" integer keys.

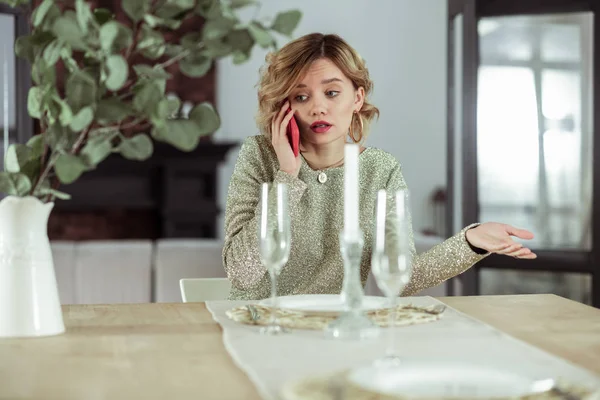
[{"left": 222, "top": 33, "right": 536, "bottom": 301}]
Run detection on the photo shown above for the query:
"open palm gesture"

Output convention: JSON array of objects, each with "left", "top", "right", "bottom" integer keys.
[{"left": 466, "top": 222, "right": 537, "bottom": 259}]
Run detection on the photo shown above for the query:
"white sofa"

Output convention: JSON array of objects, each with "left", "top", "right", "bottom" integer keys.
[
  {"left": 52, "top": 235, "right": 447, "bottom": 305},
  {"left": 52, "top": 241, "right": 153, "bottom": 304}
]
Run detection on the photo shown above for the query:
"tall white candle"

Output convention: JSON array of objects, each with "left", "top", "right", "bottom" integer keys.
[
  {"left": 3, "top": 44, "right": 8, "bottom": 161},
  {"left": 344, "top": 144, "right": 360, "bottom": 238}
]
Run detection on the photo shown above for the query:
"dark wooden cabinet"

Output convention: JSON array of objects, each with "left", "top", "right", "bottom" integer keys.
[{"left": 49, "top": 141, "right": 237, "bottom": 240}]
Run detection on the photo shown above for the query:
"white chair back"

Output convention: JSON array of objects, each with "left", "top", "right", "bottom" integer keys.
[
  {"left": 154, "top": 239, "right": 225, "bottom": 302},
  {"left": 179, "top": 278, "right": 231, "bottom": 302}
]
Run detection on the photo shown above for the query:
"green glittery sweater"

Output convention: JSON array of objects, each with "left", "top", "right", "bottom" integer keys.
[{"left": 223, "top": 135, "right": 488, "bottom": 300}]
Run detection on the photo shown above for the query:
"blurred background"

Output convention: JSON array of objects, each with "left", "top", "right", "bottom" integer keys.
[{"left": 0, "top": 0, "right": 598, "bottom": 307}]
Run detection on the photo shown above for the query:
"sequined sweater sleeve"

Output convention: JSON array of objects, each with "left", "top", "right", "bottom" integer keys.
[
  {"left": 222, "top": 137, "right": 307, "bottom": 291},
  {"left": 384, "top": 163, "right": 490, "bottom": 296}
]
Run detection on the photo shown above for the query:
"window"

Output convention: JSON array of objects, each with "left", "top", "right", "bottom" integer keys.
[
  {"left": 477, "top": 14, "right": 593, "bottom": 251},
  {"left": 476, "top": 13, "right": 594, "bottom": 304}
]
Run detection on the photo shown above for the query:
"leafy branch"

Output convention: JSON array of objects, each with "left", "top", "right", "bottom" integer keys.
[{"left": 0, "top": 0, "right": 302, "bottom": 201}]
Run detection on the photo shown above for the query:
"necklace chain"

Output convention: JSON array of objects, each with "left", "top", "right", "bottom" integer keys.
[{"left": 305, "top": 155, "right": 345, "bottom": 172}]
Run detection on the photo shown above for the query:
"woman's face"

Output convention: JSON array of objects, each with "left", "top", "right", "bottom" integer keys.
[{"left": 288, "top": 58, "right": 364, "bottom": 147}]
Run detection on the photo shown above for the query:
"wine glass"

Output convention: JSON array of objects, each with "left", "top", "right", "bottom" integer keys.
[
  {"left": 258, "top": 182, "right": 292, "bottom": 335},
  {"left": 371, "top": 189, "right": 413, "bottom": 366}
]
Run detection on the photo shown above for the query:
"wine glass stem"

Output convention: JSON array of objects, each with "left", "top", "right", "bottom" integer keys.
[
  {"left": 386, "top": 295, "right": 396, "bottom": 356},
  {"left": 269, "top": 268, "right": 278, "bottom": 327}
]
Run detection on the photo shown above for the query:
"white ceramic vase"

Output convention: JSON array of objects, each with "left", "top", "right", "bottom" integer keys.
[{"left": 0, "top": 195, "right": 65, "bottom": 338}]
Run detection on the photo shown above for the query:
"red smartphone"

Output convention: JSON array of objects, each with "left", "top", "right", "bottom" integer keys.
[{"left": 286, "top": 108, "right": 300, "bottom": 157}]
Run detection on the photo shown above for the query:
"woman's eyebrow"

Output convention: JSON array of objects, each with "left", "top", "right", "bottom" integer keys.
[{"left": 295, "top": 77, "right": 343, "bottom": 88}]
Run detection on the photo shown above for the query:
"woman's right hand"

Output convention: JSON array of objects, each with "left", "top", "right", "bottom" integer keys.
[{"left": 271, "top": 101, "right": 302, "bottom": 177}]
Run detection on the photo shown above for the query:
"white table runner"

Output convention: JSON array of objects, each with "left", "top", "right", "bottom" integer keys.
[{"left": 207, "top": 296, "right": 600, "bottom": 400}]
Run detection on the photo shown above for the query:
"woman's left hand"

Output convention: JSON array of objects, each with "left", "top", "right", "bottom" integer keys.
[{"left": 465, "top": 222, "right": 537, "bottom": 259}]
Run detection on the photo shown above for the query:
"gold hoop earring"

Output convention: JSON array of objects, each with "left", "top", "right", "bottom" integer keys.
[{"left": 349, "top": 111, "right": 364, "bottom": 143}]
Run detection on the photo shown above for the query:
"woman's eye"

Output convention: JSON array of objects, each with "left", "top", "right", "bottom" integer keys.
[
  {"left": 295, "top": 95, "right": 308, "bottom": 102},
  {"left": 326, "top": 91, "right": 340, "bottom": 97}
]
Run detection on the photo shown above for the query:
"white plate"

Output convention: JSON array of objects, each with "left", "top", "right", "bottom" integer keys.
[
  {"left": 347, "top": 360, "right": 540, "bottom": 399},
  {"left": 258, "top": 294, "right": 389, "bottom": 315}
]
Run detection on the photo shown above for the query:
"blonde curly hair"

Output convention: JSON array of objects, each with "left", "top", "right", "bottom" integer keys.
[{"left": 255, "top": 33, "right": 379, "bottom": 144}]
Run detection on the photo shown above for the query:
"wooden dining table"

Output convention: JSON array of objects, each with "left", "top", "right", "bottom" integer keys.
[{"left": 1, "top": 294, "right": 599, "bottom": 400}]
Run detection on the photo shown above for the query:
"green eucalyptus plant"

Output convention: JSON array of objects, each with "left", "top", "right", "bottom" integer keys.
[{"left": 0, "top": 0, "right": 301, "bottom": 201}]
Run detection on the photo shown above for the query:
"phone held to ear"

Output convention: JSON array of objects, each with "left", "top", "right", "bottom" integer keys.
[{"left": 286, "top": 108, "right": 300, "bottom": 157}]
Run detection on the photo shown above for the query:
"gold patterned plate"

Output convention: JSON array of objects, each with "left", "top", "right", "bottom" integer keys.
[
  {"left": 281, "top": 363, "right": 600, "bottom": 400},
  {"left": 226, "top": 302, "right": 446, "bottom": 330},
  {"left": 346, "top": 361, "right": 592, "bottom": 399}
]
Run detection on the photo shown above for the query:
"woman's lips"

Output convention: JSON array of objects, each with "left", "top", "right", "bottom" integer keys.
[
  {"left": 310, "top": 121, "right": 332, "bottom": 134},
  {"left": 311, "top": 125, "right": 332, "bottom": 133}
]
